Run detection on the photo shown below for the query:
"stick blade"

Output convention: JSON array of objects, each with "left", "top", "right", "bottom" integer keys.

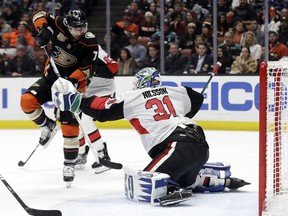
[
  {"left": 98, "top": 158, "right": 123, "bottom": 169},
  {"left": 18, "top": 161, "right": 25, "bottom": 167},
  {"left": 26, "top": 208, "right": 62, "bottom": 216}
]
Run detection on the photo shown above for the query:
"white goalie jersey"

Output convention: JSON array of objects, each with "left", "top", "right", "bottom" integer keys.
[{"left": 121, "top": 86, "right": 197, "bottom": 153}]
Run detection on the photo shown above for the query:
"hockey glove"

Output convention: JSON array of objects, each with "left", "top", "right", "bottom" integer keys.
[
  {"left": 52, "top": 77, "right": 77, "bottom": 93},
  {"left": 52, "top": 91, "right": 82, "bottom": 113},
  {"left": 35, "top": 24, "right": 53, "bottom": 47}
]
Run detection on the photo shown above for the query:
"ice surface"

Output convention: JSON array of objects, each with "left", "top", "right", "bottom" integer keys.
[{"left": 0, "top": 129, "right": 258, "bottom": 216}]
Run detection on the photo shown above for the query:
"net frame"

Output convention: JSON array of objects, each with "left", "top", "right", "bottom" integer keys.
[{"left": 259, "top": 61, "right": 288, "bottom": 216}]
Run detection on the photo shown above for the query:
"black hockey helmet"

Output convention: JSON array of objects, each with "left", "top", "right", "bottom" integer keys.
[{"left": 66, "top": 9, "right": 87, "bottom": 28}]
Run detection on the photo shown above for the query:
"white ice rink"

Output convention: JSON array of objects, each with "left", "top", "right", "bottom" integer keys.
[{"left": 0, "top": 128, "right": 258, "bottom": 216}]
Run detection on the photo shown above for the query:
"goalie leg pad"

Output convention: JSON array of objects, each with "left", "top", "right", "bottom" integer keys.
[
  {"left": 192, "top": 162, "right": 231, "bottom": 192},
  {"left": 124, "top": 166, "right": 170, "bottom": 204}
]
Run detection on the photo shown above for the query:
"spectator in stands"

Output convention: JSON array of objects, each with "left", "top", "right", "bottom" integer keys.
[
  {"left": 232, "top": 20, "right": 246, "bottom": 45},
  {"left": 0, "top": 13, "right": 12, "bottom": 39},
  {"left": 117, "top": 47, "right": 138, "bottom": 75},
  {"left": 274, "top": 7, "right": 288, "bottom": 31},
  {"left": 269, "top": 31, "right": 288, "bottom": 60},
  {"left": 115, "top": 9, "right": 139, "bottom": 37},
  {"left": 189, "top": 2, "right": 209, "bottom": 22},
  {"left": 278, "top": 17, "right": 288, "bottom": 47},
  {"left": 233, "top": 0, "right": 258, "bottom": 26},
  {"left": 230, "top": 46, "right": 258, "bottom": 74},
  {"left": 167, "top": 1, "right": 187, "bottom": 22},
  {"left": 127, "top": 1, "right": 144, "bottom": 27},
  {"left": 182, "top": 10, "right": 201, "bottom": 35},
  {"left": 241, "top": 31, "right": 262, "bottom": 60},
  {"left": 139, "top": 11, "right": 157, "bottom": 38},
  {"left": 148, "top": 1, "right": 157, "bottom": 17},
  {"left": 217, "top": 46, "right": 232, "bottom": 74},
  {"left": 0, "top": 53, "right": 9, "bottom": 75},
  {"left": 20, "top": 12, "right": 34, "bottom": 34},
  {"left": 109, "top": 24, "right": 130, "bottom": 60},
  {"left": 179, "top": 22, "right": 196, "bottom": 53},
  {"left": 169, "top": 11, "right": 186, "bottom": 37},
  {"left": 249, "top": 18, "right": 265, "bottom": 46},
  {"left": 194, "top": 34, "right": 205, "bottom": 54},
  {"left": 0, "top": 37, "right": 16, "bottom": 61},
  {"left": 218, "top": 31, "right": 241, "bottom": 67},
  {"left": 164, "top": 42, "right": 188, "bottom": 74},
  {"left": 125, "top": 34, "right": 147, "bottom": 67},
  {"left": 217, "top": 12, "right": 229, "bottom": 42},
  {"left": 183, "top": 42, "right": 213, "bottom": 74},
  {"left": 17, "top": 34, "right": 35, "bottom": 61},
  {"left": 139, "top": 44, "right": 160, "bottom": 70},
  {"left": 4, "top": 21, "right": 35, "bottom": 48},
  {"left": 201, "top": 21, "right": 213, "bottom": 46},
  {"left": 218, "top": 0, "right": 232, "bottom": 15},
  {"left": 226, "top": 11, "right": 235, "bottom": 31},
  {"left": 6, "top": 44, "right": 36, "bottom": 76},
  {"left": 19, "top": 0, "right": 34, "bottom": 16},
  {"left": 2, "top": 2, "right": 21, "bottom": 29},
  {"left": 150, "top": 19, "right": 178, "bottom": 56}
]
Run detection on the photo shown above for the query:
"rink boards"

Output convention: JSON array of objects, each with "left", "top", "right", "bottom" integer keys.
[{"left": 0, "top": 75, "right": 259, "bottom": 131}]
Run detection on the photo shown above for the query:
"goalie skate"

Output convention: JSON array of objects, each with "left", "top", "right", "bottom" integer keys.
[
  {"left": 75, "top": 146, "right": 89, "bottom": 170},
  {"left": 63, "top": 165, "right": 75, "bottom": 188},
  {"left": 91, "top": 142, "right": 111, "bottom": 174},
  {"left": 39, "top": 119, "right": 60, "bottom": 148},
  {"left": 157, "top": 189, "right": 193, "bottom": 206}
]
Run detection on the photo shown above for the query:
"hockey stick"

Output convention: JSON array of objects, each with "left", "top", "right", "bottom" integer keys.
[
  {"left": 200, "top": 62, "right": 221, "bottom": 95},
  {"left": 18, "top": 144, "right": 40, "bottom": 167},
  {"left": 44, "top": 47, "right": 122, "bottom": 170},
  {"left": 0, "top": 174, "right": 62, "bottom": 216}
]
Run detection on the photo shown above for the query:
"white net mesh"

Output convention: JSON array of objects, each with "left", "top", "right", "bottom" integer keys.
[{"left": 263, "top": 61, "right": 288, "bottom": 216}]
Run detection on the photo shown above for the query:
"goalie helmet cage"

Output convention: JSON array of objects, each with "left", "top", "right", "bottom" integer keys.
[{"left": 259, "top": 61, "right": 288, "bottom": 216}]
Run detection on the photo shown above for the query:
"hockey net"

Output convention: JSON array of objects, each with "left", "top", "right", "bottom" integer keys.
[{"left": 259, "top": 61, "right": 288, "bottom": 216}]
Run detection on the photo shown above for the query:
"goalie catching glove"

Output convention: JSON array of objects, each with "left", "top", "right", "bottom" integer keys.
[{"left": 51, "top": 77, "right": 82, "bottom": 113}]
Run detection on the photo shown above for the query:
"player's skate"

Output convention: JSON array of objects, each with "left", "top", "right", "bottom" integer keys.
[
  {"left": 39, "top": 118, "right": 60, "bottom": 148},
  {"left": 75, "top": 145, "right": 90, "bottom": 170},
  {"left": 91, "top": 142, "right": 111, "bottom": 174},
  {"left": 63, "top": 165, "right": 75, "bottom": 188},
  {"left": 157, "top": 188, "right": 193, "bottom": 206},
  {"left": 227, "top": 177, "right": 251, "bottom": 191}
]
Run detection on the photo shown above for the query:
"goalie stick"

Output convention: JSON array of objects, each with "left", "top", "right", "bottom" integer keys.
[
  {"left": 200, "top": 62, "right": 221, "bottom": 95},
  {"left": 44, "top": 47, "right": 123, "bottom": 170},
  {"left": 0, "top": 174, "right": 62, "bottom": 216}
]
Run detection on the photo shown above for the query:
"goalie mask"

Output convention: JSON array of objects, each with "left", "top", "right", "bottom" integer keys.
[
  {"left": 133, "top": 67, "right": 162, "bottom": 90},
  {"left": 65, "top": 9, "right": 88, "bottom": 40}
]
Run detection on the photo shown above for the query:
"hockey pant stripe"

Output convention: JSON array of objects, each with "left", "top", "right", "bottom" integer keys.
[{"left": 145, "top": 142, "right": 176, "bottom": 172}]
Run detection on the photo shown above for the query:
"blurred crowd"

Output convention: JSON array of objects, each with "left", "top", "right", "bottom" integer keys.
[
  {"left": 107, "top": 0, "right": 288, "bottom": 75},
  {"left": 1, "top": 0, "right": 288, "bottom": 76},
  {"left": 0, "top": 0, "right": 93, "bottom": 76}
]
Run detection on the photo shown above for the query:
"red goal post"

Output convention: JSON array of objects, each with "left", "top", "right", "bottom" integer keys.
[{"left": 259, "top": 61, "right": 288, "bottom": 216}]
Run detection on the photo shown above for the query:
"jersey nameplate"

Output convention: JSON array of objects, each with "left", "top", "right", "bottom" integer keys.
[{"left": 142, "top": 88, "right": 169, "bottom": 99}]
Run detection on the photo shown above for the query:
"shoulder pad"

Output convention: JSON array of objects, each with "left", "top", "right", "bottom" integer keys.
[
  {"left": 85, "top": 32, "right": 96, "bottom": 39},
  {"left": 80, "top": 32, "right": 98, "bottom": 45}
]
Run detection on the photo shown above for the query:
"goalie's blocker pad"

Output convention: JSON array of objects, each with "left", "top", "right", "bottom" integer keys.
[{"left": 124, "top": 166, "right": 170, "bottom": 204}]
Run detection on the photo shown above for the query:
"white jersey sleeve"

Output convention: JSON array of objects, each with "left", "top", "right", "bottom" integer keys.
[{"left": 122, "top": 86, "right": 196, "bottom": 153}]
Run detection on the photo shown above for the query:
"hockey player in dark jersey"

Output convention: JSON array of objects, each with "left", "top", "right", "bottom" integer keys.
[{"left": 20, "top": 9, "right": 107, "bottom": 187}]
